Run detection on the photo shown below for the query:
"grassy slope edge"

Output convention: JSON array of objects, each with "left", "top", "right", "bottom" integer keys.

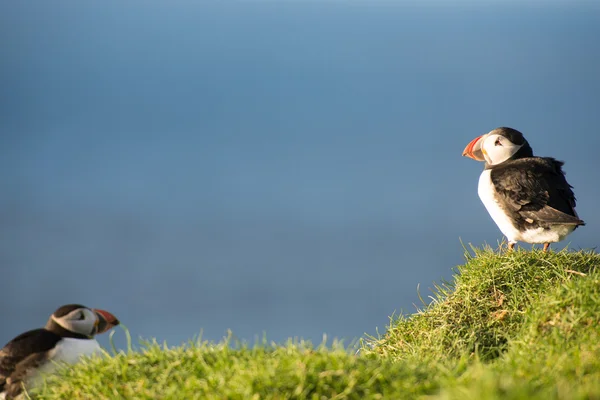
[{"left": 32, "top": 248, "right": 600, "bottom": 400}]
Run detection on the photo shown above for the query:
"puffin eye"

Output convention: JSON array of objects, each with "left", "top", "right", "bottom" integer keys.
[
  {"left": 78, "top": 312, "right": 86, "bottom": 320},
  {"left": 495, "top": 137, "right": 502, "bottom": 146}
]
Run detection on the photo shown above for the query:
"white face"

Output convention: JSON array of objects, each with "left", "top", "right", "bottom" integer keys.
[
  {"left": 52, "top": 307, "right": 98, "bottom": 337},
  {"left": 480, "top": 133, "right": 523, "bottom": 165}
]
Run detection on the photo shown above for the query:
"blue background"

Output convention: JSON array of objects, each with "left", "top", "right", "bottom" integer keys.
[{"left": 1, "top": 1, "right": 599, "bottom": 350}]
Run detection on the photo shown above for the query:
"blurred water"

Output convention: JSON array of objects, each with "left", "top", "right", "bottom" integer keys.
[{"left": 1, "top": 1, "right": 599, "bottom": 350}]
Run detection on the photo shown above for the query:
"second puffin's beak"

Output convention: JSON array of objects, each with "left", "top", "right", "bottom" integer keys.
[
  {"left": 93, "top": 309, "right": 120, "bottom": 335},
  {"left": 462, "top": 135, "right": 486, "bottom": 161}
]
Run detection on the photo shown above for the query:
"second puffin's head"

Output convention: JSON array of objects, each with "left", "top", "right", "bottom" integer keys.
[
  {"left": 46, "top": 304, "right": 120, "bottom": 338},
  {"left": 462, "top": 127, "right": 533, "bottom": 166}
]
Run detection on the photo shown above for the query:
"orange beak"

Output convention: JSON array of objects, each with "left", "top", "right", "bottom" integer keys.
[
  {"left": 93, "top": 309, "right": 120, "bottom": 334},
  {"left": 462, "top": 135, "right": 486, "bottom": 161}
]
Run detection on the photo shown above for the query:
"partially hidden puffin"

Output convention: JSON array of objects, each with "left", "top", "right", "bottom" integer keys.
[
  {"left": 0, "top": 304, "right": 119, "bottom": 399},
  {"left": 462, "top": 127, "right": 584, "bottom": 251}
]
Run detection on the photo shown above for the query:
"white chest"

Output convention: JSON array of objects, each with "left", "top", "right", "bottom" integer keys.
[
  {"left": 28, "top": 339, "right": 102, "bottom": 388},
  {"left": 49, "top": 338, "right": 102, "bottom": 365},
  {"left": 477, "top": 169, "right": 521, "bottom": 243}
]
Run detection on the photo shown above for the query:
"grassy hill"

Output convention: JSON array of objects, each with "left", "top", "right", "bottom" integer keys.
[{"left": 31, "top": 247, "right": 600, "bottom": 399}]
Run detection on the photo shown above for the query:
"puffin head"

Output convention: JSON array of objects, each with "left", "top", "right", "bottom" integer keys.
[
  {"left": 46, "top": 304, "right": 120, "bottom": 338},
  {"left": 462, "top": 127, "right": 533, "bottom": 166}
]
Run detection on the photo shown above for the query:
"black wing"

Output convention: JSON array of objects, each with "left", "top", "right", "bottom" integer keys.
[
  {"left": 490, "top": 157, "right": 584, "bottom": 226},
  {"left": 0, "top": 329, "right": 61, "bottom": 398}
]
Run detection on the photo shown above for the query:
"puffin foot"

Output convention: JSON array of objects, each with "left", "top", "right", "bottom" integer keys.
[
  {"left": 508, "top": 242, "right": 515, "bottom": 251},
  {"left": 543, "top": 243, "right": 550, "bottom": 252}
]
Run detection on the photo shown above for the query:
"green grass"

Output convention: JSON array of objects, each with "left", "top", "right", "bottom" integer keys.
[{"left": 31, "top": 246, "right": 600, "bottom": 399}]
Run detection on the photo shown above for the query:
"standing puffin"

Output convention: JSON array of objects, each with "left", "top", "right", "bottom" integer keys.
[
  {"left": 462, "top": 127, "right": 584, "bottom": 251},
  {"left": 0, "top": 304, "right": 119, "bottom": 399}
]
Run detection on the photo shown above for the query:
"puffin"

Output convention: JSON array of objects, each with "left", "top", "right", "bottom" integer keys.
[
  {"left": 0, "top": 304, "right": 119, "bottom": 399},
  {"left": 462, "top": 127, "right": 584, "bottom": 251}
]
